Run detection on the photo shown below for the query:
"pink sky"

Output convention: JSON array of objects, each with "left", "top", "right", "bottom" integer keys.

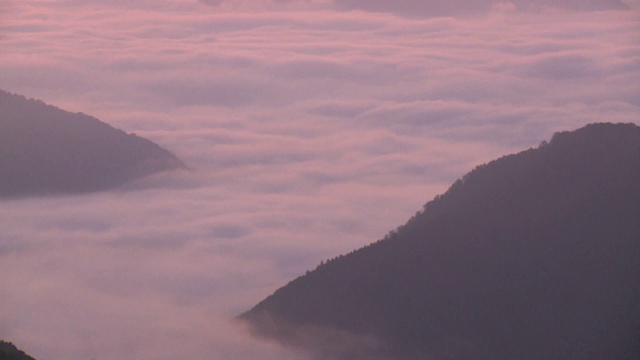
[{"left": 1, "top": 1, "right": 639, "bottom": 359}]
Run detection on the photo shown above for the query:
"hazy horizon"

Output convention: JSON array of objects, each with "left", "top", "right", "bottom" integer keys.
[{"left": 1, "top": 1, "right": 639, "bottom": 359}]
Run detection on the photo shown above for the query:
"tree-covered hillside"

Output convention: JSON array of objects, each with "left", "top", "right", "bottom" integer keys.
[
  {"left": 0, "top": 341, "right": 36, "bottom": 360},
  {"left": 242, "top": 123, "right": 640, "bottom": 360}
]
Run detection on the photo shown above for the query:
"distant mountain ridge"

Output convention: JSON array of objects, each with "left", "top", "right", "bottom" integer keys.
[
  {"left": 0, "top": 90, "right": 185, "bottom": 198},
  {"left": 242, "top": 123, "right": 640, "bottom": 360}
]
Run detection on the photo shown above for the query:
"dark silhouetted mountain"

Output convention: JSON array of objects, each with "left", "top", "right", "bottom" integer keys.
[
  {"left": 242, "top": 123, "right": 640, "bottom": 360},
  {"left": 0, "top": 341, "right": 36, "bottom": 360},
  {"left": 0, "top": 90, "right": 185, "bottom": 198}
]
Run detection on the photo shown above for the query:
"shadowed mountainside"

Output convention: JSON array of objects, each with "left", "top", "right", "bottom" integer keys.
[
  {"left": 242, "top": 123, "right": 640, "bottom": 360},
  {"left": 0, "top": 341, "right": 36, "bottom": 360},
  {"left": 0, "top": 90, "right": 185, "bottom": 198}
]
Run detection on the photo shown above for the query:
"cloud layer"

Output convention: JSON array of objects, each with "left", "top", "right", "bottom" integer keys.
[{"left": 1, "top": 1, "right": 638, "bottom": 359}]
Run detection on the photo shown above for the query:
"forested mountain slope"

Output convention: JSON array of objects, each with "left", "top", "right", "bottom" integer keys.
[
  {"left": 0, "top": 341, "right": 36, "bottom": 360},
  {"left": 0, "top": 90, "right": 184, "bottom": 198},
  {"left": 242, "top": 123, "right": 640, "bottom": 360}
]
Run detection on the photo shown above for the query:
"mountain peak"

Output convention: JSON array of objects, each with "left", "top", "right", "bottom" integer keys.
[
  {"left": 0, "top": 341, "right": 36, "bottom": 360},
  {"left": 242, "top": 122, "right": 640, "bottom": 360}
]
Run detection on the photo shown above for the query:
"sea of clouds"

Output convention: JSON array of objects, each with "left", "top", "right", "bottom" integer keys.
[{"left": 1, "top": 1, "right": 639, "bottom": 359}]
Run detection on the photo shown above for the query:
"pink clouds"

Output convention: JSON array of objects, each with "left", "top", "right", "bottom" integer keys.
[
  {"left": 0, "top": 1, "right": 639, "bottom": 359},
  {"left": 199, "top": 0, "right": 629, "bottom": 15}
]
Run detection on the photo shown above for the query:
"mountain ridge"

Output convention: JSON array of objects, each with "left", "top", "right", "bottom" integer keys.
[
  {"left": 0, "top": 89, "right": 185, "bottom": 199},
  {"left": 0, "top": 341, "right": 36, "bottom": 360},
  {"left": 242, "top": 122, "right": 640, "bottom": 360}
]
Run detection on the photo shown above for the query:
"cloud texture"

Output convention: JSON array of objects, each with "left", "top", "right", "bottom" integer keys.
[{"left": 1, "top": 1, "right": 639, "bottom": 359}]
